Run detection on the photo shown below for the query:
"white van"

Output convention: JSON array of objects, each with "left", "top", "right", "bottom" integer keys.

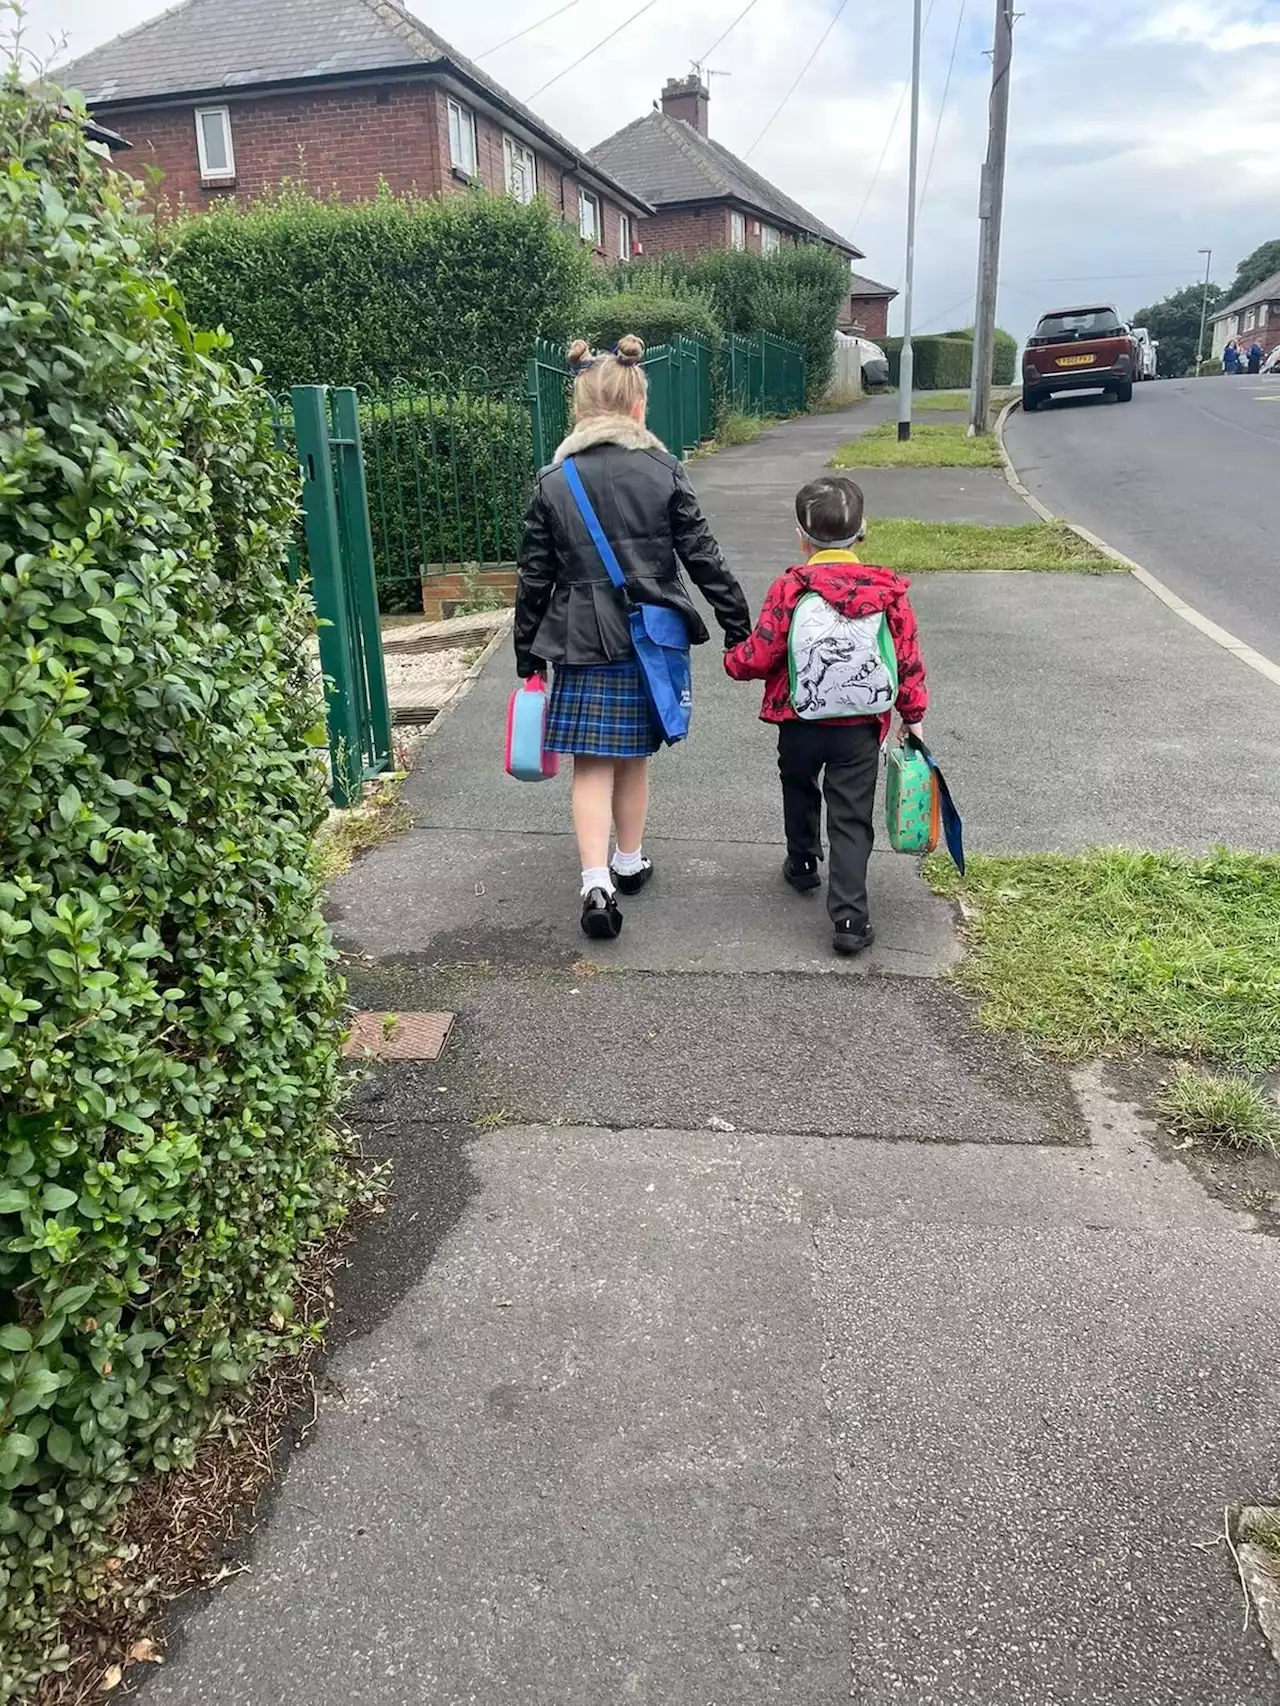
[{"left": 1130, "top": 325, "right": 1159, "bottom": 380}]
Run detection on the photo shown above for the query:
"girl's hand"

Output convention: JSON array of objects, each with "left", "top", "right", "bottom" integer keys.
[{"left": 901, "top": 720, "right": 924, "bottom": 744}]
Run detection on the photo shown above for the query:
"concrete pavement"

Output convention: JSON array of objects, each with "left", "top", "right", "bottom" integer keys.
[
  {"left": 140, "top": 404, "right": 1280, "bottom": 1705},
  {"left": 1004, "top": 374, "right": 1280, "bottom": 660}
]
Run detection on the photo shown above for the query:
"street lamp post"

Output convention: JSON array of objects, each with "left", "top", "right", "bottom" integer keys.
[
  {"left": 896, "top": 0, "right": 923, "bottom": 441},
  {"left": 1196, "top": 247, "right": 1213, "bottom": 375}
]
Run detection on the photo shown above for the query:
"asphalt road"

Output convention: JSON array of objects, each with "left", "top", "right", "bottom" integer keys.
[{"left": 1004, "top": 373, "right": 1280, "bottom": 660}]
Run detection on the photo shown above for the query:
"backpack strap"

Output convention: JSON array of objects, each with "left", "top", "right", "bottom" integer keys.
[{"left": 563, "top": 457, "right": 627, "bottom": 594}]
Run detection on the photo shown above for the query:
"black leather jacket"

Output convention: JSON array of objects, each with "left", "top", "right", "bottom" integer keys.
[{"left": 513, "top": 421, "right": 751, "bottom": 678}]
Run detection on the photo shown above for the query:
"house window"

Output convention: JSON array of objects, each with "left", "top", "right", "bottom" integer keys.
[
  {"left": 730, "top": 211, "right": 746, "bottom": 251},
  {"left": 618, "top": 211, "right": 633, "bottom": 260},
  {"left": 194, "top": 106, "right": 235, "bottom": 180},
  {"left": 503, "top": 136, "right": 537, "bottom": 204},
  {"left": 448, "top": 99, "right": 477, "bottom": 176},
  {"left": 1244, "top": 306, "right": 1257, "bottom": 330},
  {"left": 761, "top": 224, "right": 780, "bottom": 254},
  {"left": 579, "top": 188, "right": 601, "bottom": 245}
]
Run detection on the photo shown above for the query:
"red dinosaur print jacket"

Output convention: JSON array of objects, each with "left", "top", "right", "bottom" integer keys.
[{"left": 724, "top": 551, "right": 928, "bottom": 730}]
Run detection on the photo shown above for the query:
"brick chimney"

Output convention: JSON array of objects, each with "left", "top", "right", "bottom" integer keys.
[{"left": 661, "top": 73, "right": 710, "bottom": 136}]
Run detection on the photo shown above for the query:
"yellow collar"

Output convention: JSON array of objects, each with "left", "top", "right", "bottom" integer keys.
[{"left": 806, "top": 548, "right": 861, "bottom": 564}]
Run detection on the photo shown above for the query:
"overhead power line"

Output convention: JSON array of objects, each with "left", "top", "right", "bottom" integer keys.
[
  {"left": 476, "top": 0, "right": 584, "bottom": 60},
  {"left": 919, "top": 0, "right": 967, "bottom": 209},
  {"left": 526, "top": 0, "right": 662, "bottom": 101},
  {"left": 698, "top": 0, "right": 764, "bottom": 64},
  {"left": 852, "top": 0, "right": 938, "bottom": 228},
  {"left": 746, "top": 0, "right": 851, "bottom": 158}
]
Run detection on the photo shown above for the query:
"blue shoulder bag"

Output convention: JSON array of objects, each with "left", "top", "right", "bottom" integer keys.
[{"left": 562, "top": 456, "right": 693, "bottom": 746}]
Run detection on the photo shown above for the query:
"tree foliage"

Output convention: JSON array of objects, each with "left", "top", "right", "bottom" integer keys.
[
  {"left": 168, "top": 187, "right": 591, "bottom": 391},
  {"left": 1227, "top": 238, "right": 1280, "bottom": 304},
  {"left": 1132, "top": 281, "right": 1225, "bottom": 376},
  {"left": 1, "top": 74, "right": 353, "bottom": 1692}
]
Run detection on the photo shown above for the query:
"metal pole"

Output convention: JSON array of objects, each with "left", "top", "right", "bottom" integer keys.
[
  {"left": 896, "top": 0, "right": 923, "bottom": 441},
  {"left": 968, "top": 0, "right": 1015, "bottom": 435},
  {"left": 1196, "top": 248, "right": 1213, "bottom": 375}
]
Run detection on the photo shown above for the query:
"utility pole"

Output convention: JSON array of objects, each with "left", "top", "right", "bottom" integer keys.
[
  {"left": 967, "top": 0, "right": 1015, "bottom": 436},
  {"left": 1196, "top": 247, "right": 1213, "bottom": 374},
  {"left": 896, "top": 0, "right": 924, "bottom": 441}
]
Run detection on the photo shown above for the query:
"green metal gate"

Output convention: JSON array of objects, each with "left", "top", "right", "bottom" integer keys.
[{"left": 291, "top": 385, "right": 394, "bottom": 807}]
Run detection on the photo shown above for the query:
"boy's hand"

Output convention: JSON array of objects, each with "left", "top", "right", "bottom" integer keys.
[{"left": 900, "top": 720, "right": 924, "bottom": 744}]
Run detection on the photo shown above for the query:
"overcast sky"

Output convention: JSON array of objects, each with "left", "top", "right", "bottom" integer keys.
[{"left": 18, "top": 0, "right": 1280, "bottom": 342}]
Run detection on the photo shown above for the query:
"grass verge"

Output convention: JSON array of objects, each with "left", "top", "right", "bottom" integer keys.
[
  {"left": 692, "top": 410, "right": 775, "bottom": 455},
  {"left": 860, "top": 517, "right": 1116, "bottom": 573},
  {"left": 831, "top": 422, "right": 1002, "bottom": 468},
  {"left": 1156, "top": 1070, "right": 1280, "bottom": 1155},
  {"left": 314, "top": 773, "right": 412, "bottom": 883},
  {"left": 926, "top": 849, "right": 1280, "bottom": 1068},
  {"left": 916, "top": 388, "right": 1017, "bottom": 413}
]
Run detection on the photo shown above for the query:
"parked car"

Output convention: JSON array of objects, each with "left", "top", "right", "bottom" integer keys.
[
  {"left": 1021, "top": 305, "right": 1139, "bottom": 410},
  {"left": 836, "top": 330, "right": 890, "bottom": 389},
  {"left": 1130, "top": 324, "right": 1159, "bottom": 380}
]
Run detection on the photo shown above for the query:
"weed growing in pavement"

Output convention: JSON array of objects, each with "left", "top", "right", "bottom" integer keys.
[
  {"left": 830, "top": 422, "right": 1003, "bottom": 469},
  {"left": 860, "top": 518, "right": 1116, "bottom": 573},
  {"left": 314, "top": 775, "right": 413, "bottom": 883},
  {"left": 1156, "top": 1071, "right": 1280, "bottom": 1155},
  {"left": 927, "top": 850, "right": 1280, "bottom": 1069}
]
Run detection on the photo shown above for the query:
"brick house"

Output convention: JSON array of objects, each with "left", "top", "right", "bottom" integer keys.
[
  {"left": 840, "top": 272, "right": 898, "bottom": 342},
  {"left": 1209, "top": 270, "right": 1280, "bottom": 361},
  {"left": 52, "top": 0, "right": 650, "bottom": 263},
  {"left": 589, "top": 73, "right": 860, "bottom": 264}
]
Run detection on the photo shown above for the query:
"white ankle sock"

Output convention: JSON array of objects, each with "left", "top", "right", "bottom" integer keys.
[
  {"left": 581, "top": 866, "right": 614, "bottom": 898},
  {"left": 612, "top": 846, "right": 645, "bottom": 877}
]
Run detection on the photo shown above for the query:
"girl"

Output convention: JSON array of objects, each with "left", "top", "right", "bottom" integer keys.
[{"left": 514, "top": 336, "right": 750, "bottom": 939}]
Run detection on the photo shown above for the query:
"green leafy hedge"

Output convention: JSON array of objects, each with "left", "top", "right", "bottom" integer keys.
[
  {"left": 883, "top": 335, "right": 973, "bottom": 390},
  {"left": 168, "top": 187, "right": 590, "bottom": 391},
  {"left": 942, "top": 326, "right": 1018, "bottom": 386},
  {"left": 361, "top": 390, "right": 534, "bottom": 612},
  {"left": 580, "top": 292, "right": 722, "bottom": 354},
  {"left": 1, "top": 79, "right": 353, "bottom": 1692}
]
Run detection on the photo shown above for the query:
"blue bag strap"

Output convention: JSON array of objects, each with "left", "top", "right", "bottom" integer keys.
[{"left": 563, "top": 457, "right": 627, "bottom": 594}]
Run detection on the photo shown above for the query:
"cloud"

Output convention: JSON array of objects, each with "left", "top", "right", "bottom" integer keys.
[{"left": 15, "top": 0, "right": 1280, "bottom": 344}]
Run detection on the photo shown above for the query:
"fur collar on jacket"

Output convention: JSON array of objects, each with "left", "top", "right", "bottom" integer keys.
[{"left": 553, "top": 413, "right": 666, "bottom": 463}]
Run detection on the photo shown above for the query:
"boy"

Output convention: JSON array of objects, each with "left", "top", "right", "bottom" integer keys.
[{"left": 724, "top": 475, "right": 927, "bottom": 956}]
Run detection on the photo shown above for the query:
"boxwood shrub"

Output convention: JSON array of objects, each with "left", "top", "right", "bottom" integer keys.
[
  {"left": 360, "top": 389, "right": 535, "bottom": 612},
  {"left": 1, "top": 78, "right": 353, "bottom": 1692},
  {"left": 580, "top": 291, "right": 723, "bottom": 354},
  {"left": 883, "top": 335, "right": 974, "bottom": 390}
]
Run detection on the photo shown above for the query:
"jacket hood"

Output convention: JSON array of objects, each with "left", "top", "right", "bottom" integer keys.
[
  {"left": 792, "top": 558, "right": 911, "bottom": 616},
  {"left": 553, "top": 413, "right": 667, "bottom": 463}
]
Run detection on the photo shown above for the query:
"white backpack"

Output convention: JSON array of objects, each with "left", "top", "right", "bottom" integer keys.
[{"left": 787, "top": 592, "right": 898, "bottom": 720}]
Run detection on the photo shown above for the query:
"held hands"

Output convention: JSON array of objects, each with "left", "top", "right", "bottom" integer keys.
[{"left": 899, "top": 720, "right": 925, "bottom": 745}]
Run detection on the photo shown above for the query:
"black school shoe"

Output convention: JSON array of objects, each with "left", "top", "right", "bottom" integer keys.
[
  {"left": 833, "top": 920, "right": 876, "bottom": 957},
  {"left": 783, "top": 855, "right": 822, "bottom": 893},
  {"left": 581, "top": 888, "right": 623, "bottom": 939},
  {"left": 613, "top": 858, "right": 654, "bottom": 897}
]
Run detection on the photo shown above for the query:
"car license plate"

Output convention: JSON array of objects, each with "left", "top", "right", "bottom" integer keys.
[{"left": 1056, "top": 353, "right": 1096, "bottom": 367}]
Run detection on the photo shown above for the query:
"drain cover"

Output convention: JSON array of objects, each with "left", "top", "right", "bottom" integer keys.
[{"left": 344, "top": 1011, "right": 455, "bottom": 1061}]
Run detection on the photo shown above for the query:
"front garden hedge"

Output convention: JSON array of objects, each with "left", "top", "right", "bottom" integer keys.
[
  {"left": 1, "top": 76, "right": 353, "bottom": 1693},
  {"left": 580, "top": 291, "right": 723, "bottom": 355},
  {"left": 169, "top": 187, "right": 589, "bottom": 392}
]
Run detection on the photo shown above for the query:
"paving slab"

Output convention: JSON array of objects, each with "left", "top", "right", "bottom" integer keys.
[{"left": 140, "top": 1122, "right": 1280, "bottom": 1706}]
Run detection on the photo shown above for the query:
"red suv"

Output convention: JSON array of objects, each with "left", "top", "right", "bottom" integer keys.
[{"left": 1021, "top": 305, "right": 1138, "bottom": 411}]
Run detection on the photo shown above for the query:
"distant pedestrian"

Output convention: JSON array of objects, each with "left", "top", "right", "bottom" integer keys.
[
  {"left": 724, "top": 476, "right": 928, "bottom": 958},
  {"left": 1248, "top": 340, "right": 1264, "bottom": 374},
  {"left": 514, "top": 335, "right": 750, "bottom": 939},
  {"left": 1223, "top": 339, "right": 1242, "bottom": 374}
]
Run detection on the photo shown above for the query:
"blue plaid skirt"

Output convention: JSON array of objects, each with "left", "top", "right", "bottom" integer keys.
[{"left": 545, "top": 661, "right": 660, "bottom": 759}]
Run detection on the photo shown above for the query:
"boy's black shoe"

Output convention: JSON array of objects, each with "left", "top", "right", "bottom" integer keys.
[
  {"left": 833, "top": 920, "right": 875, "bottom": 957},
  {"left": 613, "top": 858, "right": 653, "bottom": 897},
  {"left": 783, "top": 855, "right": 821, "bottom": 893},
  {"left": 581, "top": 888, "right": 623, "bottom": 939}
]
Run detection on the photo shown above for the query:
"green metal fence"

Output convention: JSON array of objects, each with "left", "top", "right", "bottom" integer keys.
[
  {"left": 723, "top": 330, "right": 806, "bottom": 417},
  {"left": 290, "top": 385, "right": 394, "bottom": 807},
  {"left": 643, "top": 334, "right": 716, "bottom": 457},
  {"left": 526, "top": 338, "right": 573, "bottom": 468}
]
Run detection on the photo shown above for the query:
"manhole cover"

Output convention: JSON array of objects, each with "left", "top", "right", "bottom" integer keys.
[{"left": 344, "top": 1011, "right": 455, "bottom": 1061}]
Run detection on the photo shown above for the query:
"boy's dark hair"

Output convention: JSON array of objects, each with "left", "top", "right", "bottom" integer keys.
[{"left": 795, "top": 475, "right": 865, "bottom": 544}]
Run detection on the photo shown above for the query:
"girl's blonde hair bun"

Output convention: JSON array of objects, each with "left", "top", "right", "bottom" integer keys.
[
  {"left": 566, "top": 338, "right": 593, "bottom": 366},
  {"left": 614, "top": 334, "right": 645, "bottom": 366}
]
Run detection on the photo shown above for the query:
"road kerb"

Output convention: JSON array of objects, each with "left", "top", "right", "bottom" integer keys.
[{"left": 995, "top": 400, "right": 1280, "bottom": 691}]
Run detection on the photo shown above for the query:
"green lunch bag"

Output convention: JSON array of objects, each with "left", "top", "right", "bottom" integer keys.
[{"left": 884, "top": 741, "right": 939, "bottom": 855}]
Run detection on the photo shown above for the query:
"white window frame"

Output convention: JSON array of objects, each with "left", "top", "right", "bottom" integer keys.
[
  {"left": 730, "top": 210, "right": 746, "bottom": 251},
  {"left": 503, "top": 135, "right": 537, "bottom": 204},
  {"left": 447, "top": 98, "right": 477, "bottom": 177},
  {"left": 761, "top": 223, "right": 781, "bottom": 254},
  {"left": 194, "top": 105, "right": 235, "bottom": 181},
  {"left": 1244, "top": 305, "right": 1257, "bottom": 330},
  {"left": 618, "top": 211, "right": 633, "bottom": 260},
  {"left": 578, "top": 187, "right": 601, "bottom": 245}
]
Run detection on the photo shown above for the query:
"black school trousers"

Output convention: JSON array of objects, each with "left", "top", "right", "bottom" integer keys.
[{"left": 777, "top": 719, "right": 881, "bottom": 928}]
